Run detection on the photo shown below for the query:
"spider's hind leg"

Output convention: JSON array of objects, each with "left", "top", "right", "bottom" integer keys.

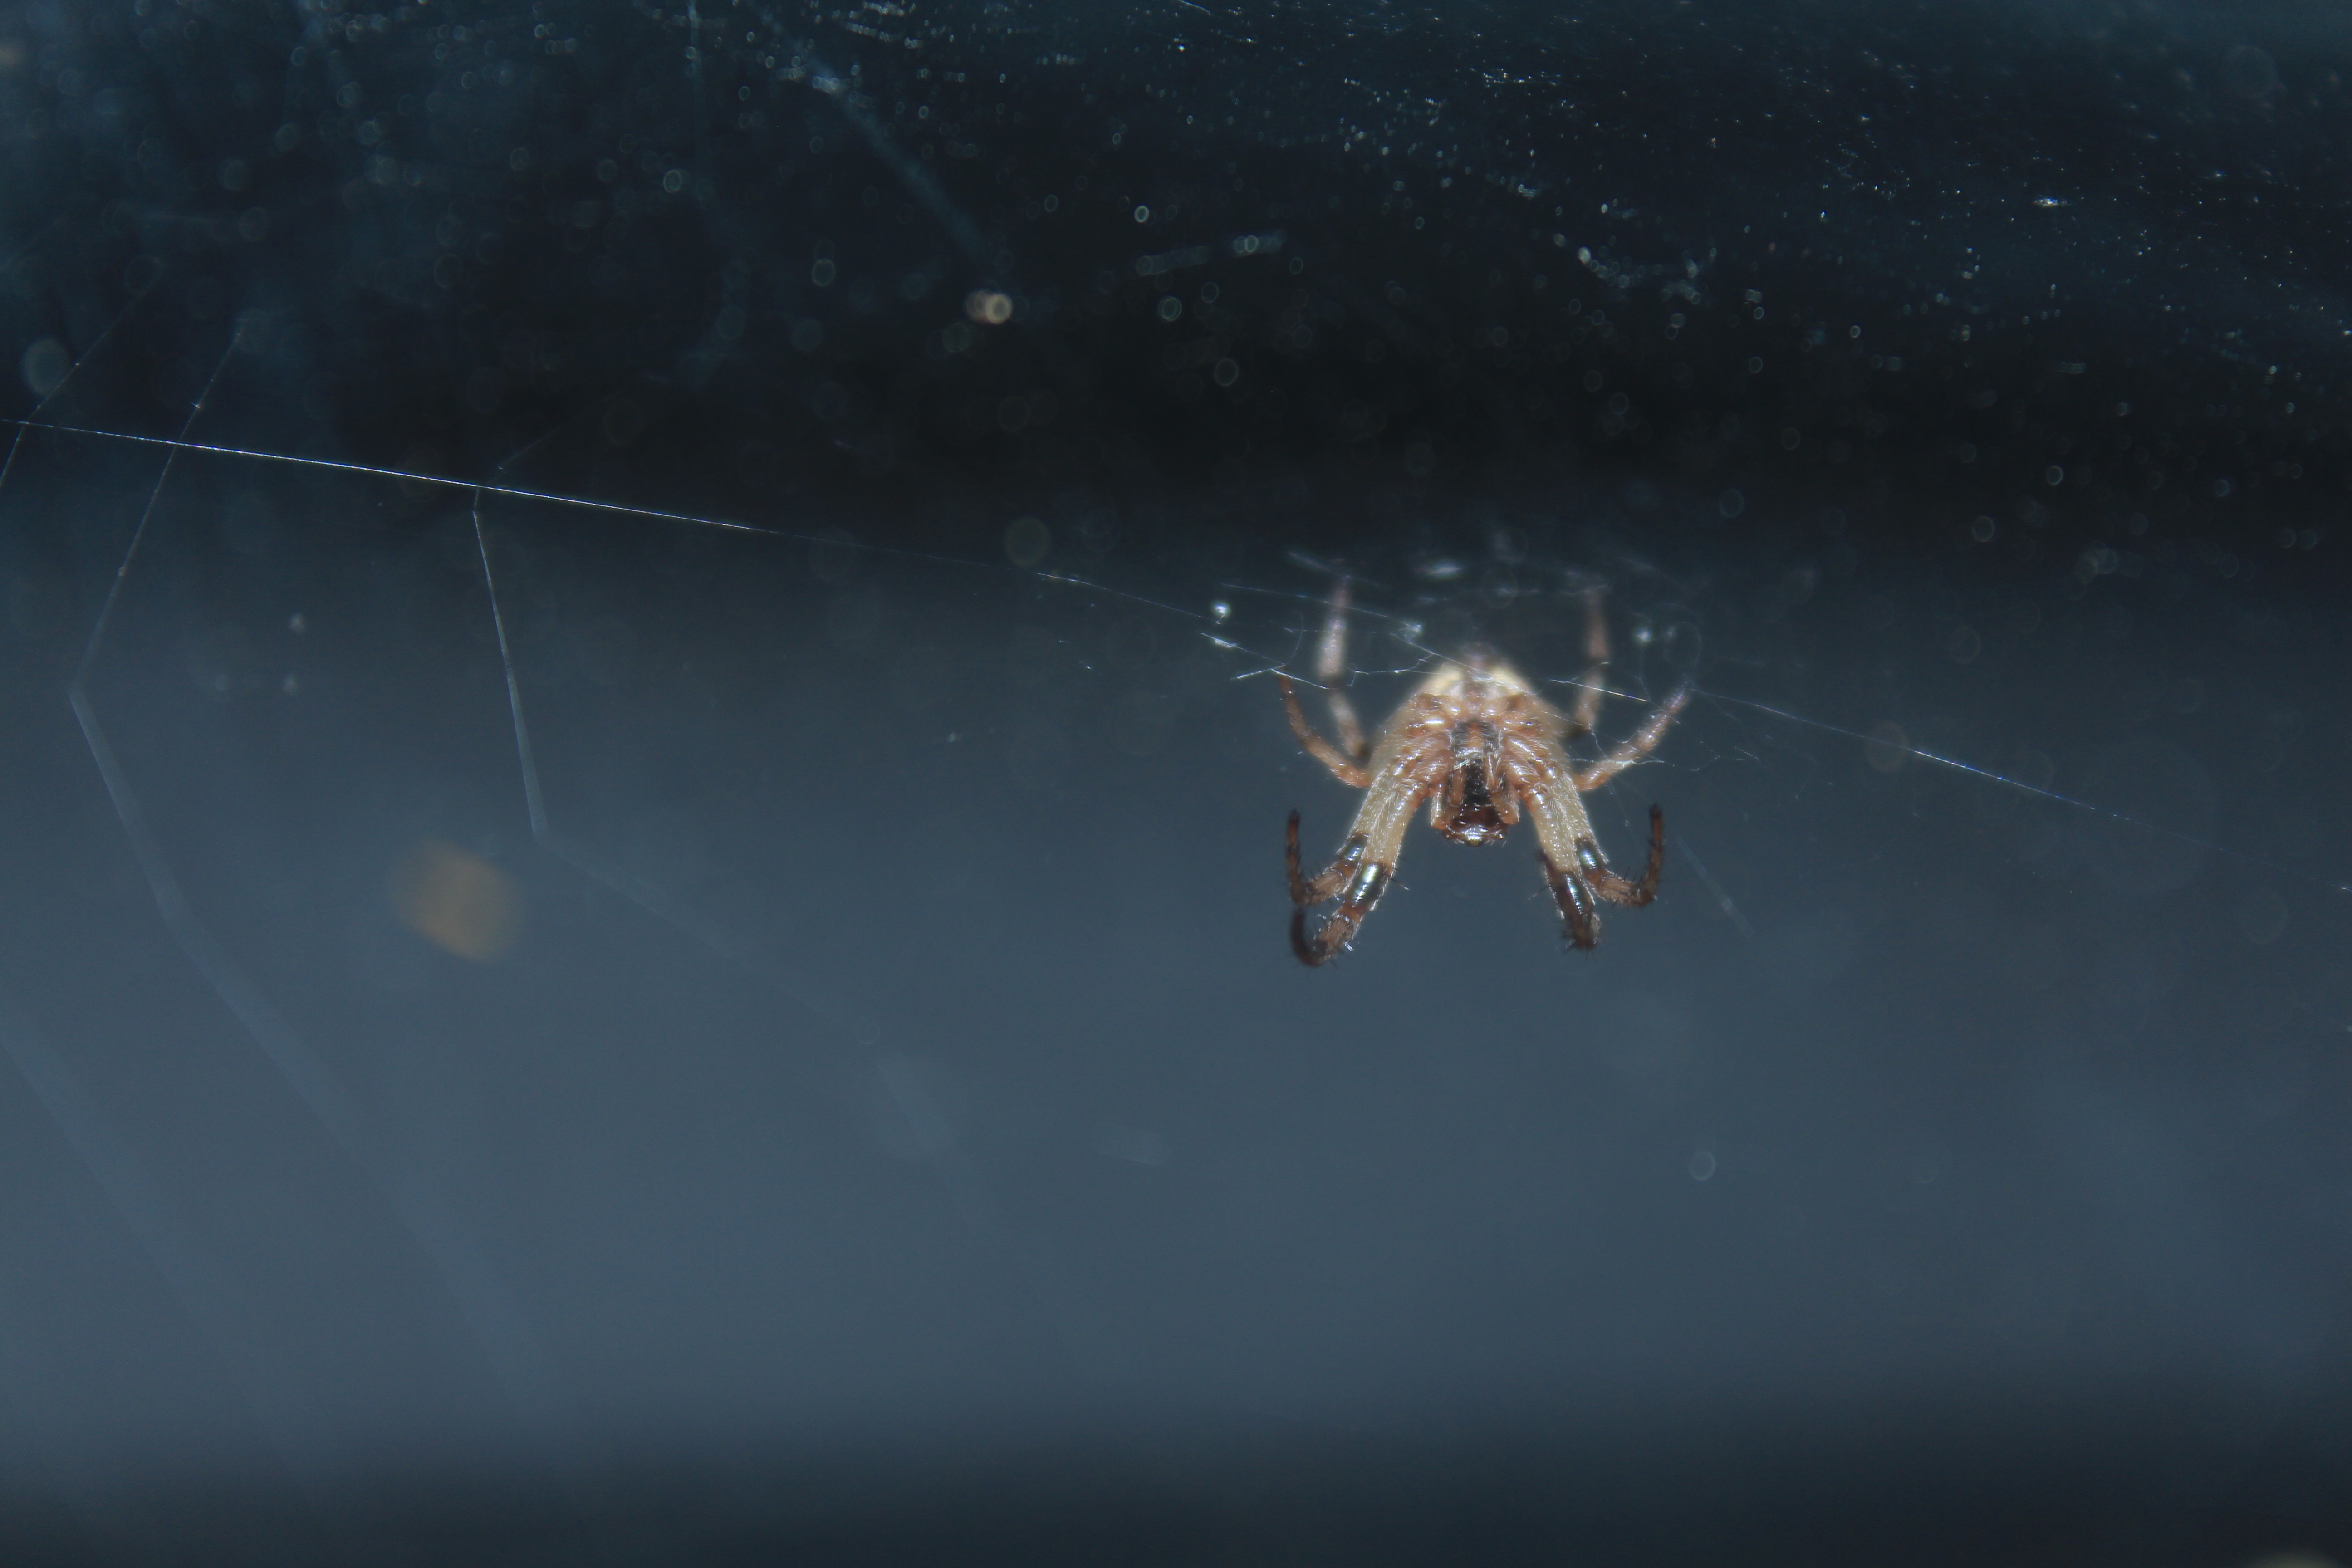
[
  {"left": 1280, "top": 676, "right": 1372, "bottom": 788},
  {"left": 1564, "top": 585, "right": 1610, "bottom": 741},
  {"left": 1572, "top": 681, "right": 1692, "bottom": 792},
  {"left": 1315, "top": 578, "right": 1370, "bottom": 763}
]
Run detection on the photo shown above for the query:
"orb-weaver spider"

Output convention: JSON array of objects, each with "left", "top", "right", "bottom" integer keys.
[{"left": 1279, "top": 582, "right": 1690, "bottom": 965}]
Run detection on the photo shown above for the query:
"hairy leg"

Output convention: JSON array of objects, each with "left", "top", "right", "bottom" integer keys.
[
  {"left": 1286, "top": 812, "right": 1392, "bottom": 966},
  {"left": 1539, "top": 852, "right": 1602, "bottom": 950},
  {"left": 1315, "top": 578, "right": 1369, "bottom": 762},
  {"left": 1279, "top": 673, "right": 1372, "bottom": 788},
  {"left": 1577, "top": 804, "right": 1667, "bottom": 906},
  {"left": 1573, "top": 678, "right": 1692, "bottom": 792},
  {"left": 1286, "top": 811, "right": 1360, "bottom": 905},
  {"left": 1565, "top": 586, "right": 1609, "bottom": 741},
  {"left": 1289, "top": 856, "right": 1393, "bottom": 965},
  {"left": 1283, "top": 739, "right": 1441, "bottom": 965}
]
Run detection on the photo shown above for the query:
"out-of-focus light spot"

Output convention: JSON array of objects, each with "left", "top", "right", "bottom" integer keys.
[
  {"left": 1004, "top": 515, "right": 1050, "bottom": 566},
  {"left": 1156, "top": 294, "right": 1183, "bottom": 321},
  {"left": 392, "top": 840, "right": 517, "bottom": 961},
  {"left": 1688, "top": 1150, "right": 1716, "bottom": 1181},
  {"left": 1865, "top": 721, "right": 1909, "bottom": 773},
  {"left": 965, "top": 289, "right": 1013, "bottom": 324},
  {"left": 19, "top": 338, "right": 68, "bottom": 398},
  {"left": 1946, "top": 624, "right": 1982, "bottom": 663},
  {"left": 1132, "top": 204, "right": 1151, "bottom": 223},
  {"left": 1970, "top": 515, "right": 1997, "bottom": 543}
]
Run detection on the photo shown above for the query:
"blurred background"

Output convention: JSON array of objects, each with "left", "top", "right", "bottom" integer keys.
[{"left": 1, "top": 0, "right": 2349, "bottom": 1561}]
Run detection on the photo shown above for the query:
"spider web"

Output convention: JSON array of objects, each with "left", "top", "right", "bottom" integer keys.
[
  {"left": 8, "top": 279, "right": 2344, "bottom": 1475},
  {"left": 4, "top": 0, "right": 2350, "bottom": 1539}
]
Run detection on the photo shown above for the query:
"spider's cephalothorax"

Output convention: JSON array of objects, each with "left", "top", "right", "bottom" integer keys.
[
  {"left": 1424, "top": 649, "right": 1519, "bottom": 848},
  {"left": 1279, "top": 584, "right": 1689, "bottom": 965}
]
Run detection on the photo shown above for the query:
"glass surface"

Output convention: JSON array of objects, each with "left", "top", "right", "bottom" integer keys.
[{"left": 1, "top": 2, "right": 2347, "bottom": 1560}]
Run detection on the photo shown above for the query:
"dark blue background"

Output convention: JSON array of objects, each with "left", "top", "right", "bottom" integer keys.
[{"left": 1, "top": 2, "right": 2348, "bottom": 1561}]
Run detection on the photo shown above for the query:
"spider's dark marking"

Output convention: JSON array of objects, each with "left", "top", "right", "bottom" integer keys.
[
  {"left": 1542, "top": 852, "right": 1602, "bottom": 951},
  {"left": 1280, "top": 584, "right": 1687, "bottom": 965}
]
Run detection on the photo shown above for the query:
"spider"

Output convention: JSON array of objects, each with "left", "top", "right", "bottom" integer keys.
[{"left": 1278, "top": 581, "right": 1690, "bottom": 965}]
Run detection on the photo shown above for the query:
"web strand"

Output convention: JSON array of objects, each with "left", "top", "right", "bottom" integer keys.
[{"left": 58, "top": 327, "right": 571, "bottom": 1442}]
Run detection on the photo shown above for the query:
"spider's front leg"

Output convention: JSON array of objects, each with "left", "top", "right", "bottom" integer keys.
[
  {"left": 1283, "top": 746, "right": 1433, "bottom": 965},
  {"left": 1284, "top": 813, "right": 1395, "bottom": 966},
  {"left": 1539, "top": 806, "right": 1666, "bottom": 951},
  {"left": 1539, "top": 850, "right": 1603, "bottom": 951},
  {"left": 1580, "top": 804, "right": 1668, "bottom": 908}
]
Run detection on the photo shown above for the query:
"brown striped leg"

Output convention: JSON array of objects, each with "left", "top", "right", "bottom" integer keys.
[
  {"left": 1573, "top": 680, "right": 1692, "bottom": 792},
  {"left": 1285, "top": 813, "right": 1362, "bottom": 906},
  {"left": 1540, "top": 852, "right": 1603, "bottom": 951},
  {"left": 1565, "top": 586, "right": 1609, "bottom": 740},
  {"left": 1279, "top": 674, "right": 1371, "bottom": 788},
  {"left": 1290, "top": 858, "right": 1394, "bottom": 967},
  {"left": 1577, "top": 804, "right": 1667, "bottom": 907},
  {"left": 1314, "top": 578, "right": 1370, "bottom": 763}
]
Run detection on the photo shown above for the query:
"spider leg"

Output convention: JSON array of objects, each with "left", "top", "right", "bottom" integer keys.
[
  {"left": 1315, "top": 578, "right": 1370, "bottom": 762},
  {"left": 1564, "top": 586, "right": 1609, "bottom": 741},
  {"left": 1539, "top": 851, "right": 1604, "bottom": 951},
  {"left": 1572, "top": 677, "right": 1692, "bottom": 792},
  {"left": 1576, "top": 804, "right": 1668, "bottom": 906},
  {"left": 1279, "top": 673, "right": 1372, "bottom": 788},
  {"left": 1283, "top": 735, "right": 1442, "bottom": 965},
  {"left": 1289, "top": 854, "right": 1394, "bottom": 966},
  {"left": 1285, "top": 810, "right": 1357, "bottom": 905},
  {"left": 1514, "top": 741, "right": 1666, "bottom": 948},
  {"left": 1285, "top": 813, "right": 1388, "bottom": 964}
]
